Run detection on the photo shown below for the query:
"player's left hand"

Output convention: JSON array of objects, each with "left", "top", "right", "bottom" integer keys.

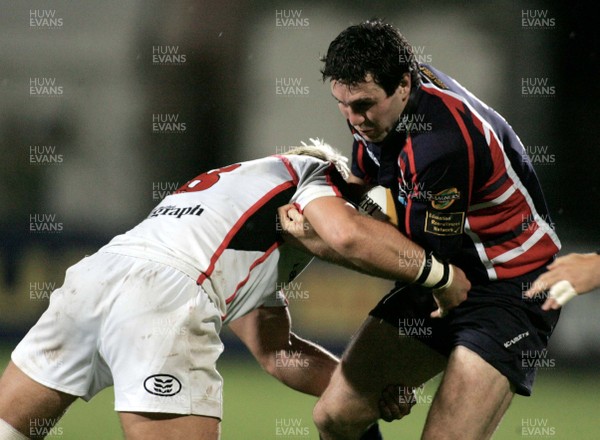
[{"left": 378, "top": 384, "right": 416, "bottom": 422}]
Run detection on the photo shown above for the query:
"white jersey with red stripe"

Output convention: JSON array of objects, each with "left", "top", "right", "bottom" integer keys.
[{"left": 100, "top": 154, "right": 343, "bottom": 323}]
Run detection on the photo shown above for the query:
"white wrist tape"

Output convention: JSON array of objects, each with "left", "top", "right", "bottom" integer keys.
[
  {"left": 414, "top": 253, "right": 453, "bottom": 289},
  {"left": 441, "top": 264, "right": 455, "bottom": 291},
  {"left": 548, "top": 280, "right": 578, "bottom": 306}
]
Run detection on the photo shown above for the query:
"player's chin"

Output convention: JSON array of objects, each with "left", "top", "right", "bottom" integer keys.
[{"left": 362, "top": 131, "right": 385, "bottom": 142}]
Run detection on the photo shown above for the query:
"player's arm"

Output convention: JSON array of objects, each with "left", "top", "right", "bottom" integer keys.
[
  {"left": 284, "top": 197, "right": 423, "bottom": 280},
  {"left": 228, "top": 305, "right": 416, "bottom": 421},
  {"left": 524, "top": 252, "right": 600, "bottom": 310},
  {"left": 228, "top": 306, "right": 338, "bottom": 396},
  {"left": 281, "top": 197, "right": 470, "bottom": 316},
  {"left": 276, "top": 163, "right": 370, "bottom": 258}
]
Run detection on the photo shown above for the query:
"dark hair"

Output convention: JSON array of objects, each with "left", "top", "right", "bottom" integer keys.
[{"left": 321, "top": 19, "right": 420, "bottom": 96}]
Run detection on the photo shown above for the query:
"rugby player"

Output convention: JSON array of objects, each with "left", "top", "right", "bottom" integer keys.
[
  {"left": 0, "top": 141, "right": 470, "bottom": 440},
  {"left": 287, "top": 19, "right": 562, "bottom": 440}
]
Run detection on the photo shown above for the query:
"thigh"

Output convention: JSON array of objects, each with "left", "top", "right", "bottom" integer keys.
[
  {"left": 317, "top": 316, "right": 447, "bottom": 423},
  {"left": 119, "top": 412, "right": 220, "bottom": 440},
  {"left": 422, "top": 346, "right": 514, "bottom": 440},
  {"left": 103, "top": 262, "right": 224, "bottom": 418},
  {"left": 0, "top": 361, "right": 77, "bottom": 439},
  {"left": 10, "top": 254, "right": 115, "bottom": 400}
]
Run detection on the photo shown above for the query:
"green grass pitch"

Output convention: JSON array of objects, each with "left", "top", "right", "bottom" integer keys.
[{"left": 1, "top": 347, "right": 597, "bottom": 439}]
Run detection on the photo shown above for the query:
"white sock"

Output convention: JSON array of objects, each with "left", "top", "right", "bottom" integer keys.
[{"left": 0, "top": 419, "right": 28, "bottom": 440}]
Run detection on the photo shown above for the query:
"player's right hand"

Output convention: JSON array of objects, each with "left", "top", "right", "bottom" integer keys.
[
  {"left": 430, "top": 265, "right": 470, "bottom": 318},
  {"left": 379, "top": 384, "right": 416, "bottom": 422},
  {"left": 277, "top": 204, "right": 314, "bottom": 238}
]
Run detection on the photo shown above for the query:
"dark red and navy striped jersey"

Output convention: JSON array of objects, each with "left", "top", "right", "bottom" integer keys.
[{"left": 350, "top": 64, "right": 561, "bottom": 284}]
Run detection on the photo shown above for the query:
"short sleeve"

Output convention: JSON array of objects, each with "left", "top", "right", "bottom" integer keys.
[{"left": 284, "top": 156, "right": 346, "bottom": 212}]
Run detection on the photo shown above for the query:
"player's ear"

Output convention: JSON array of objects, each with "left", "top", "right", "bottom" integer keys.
[
  {"left": 397, "top": 73, "right": 411, "bottom": 96},
  {"left": 391, "top": 73, "right": 411, "bottom": 101}
]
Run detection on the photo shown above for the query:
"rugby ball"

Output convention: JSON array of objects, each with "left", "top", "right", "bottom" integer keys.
[{"left": 358, "top": 186, "right": 399, "bottom": 226}]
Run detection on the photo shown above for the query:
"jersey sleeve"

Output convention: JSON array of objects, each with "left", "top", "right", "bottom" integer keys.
[
  {"left": 261, "top": 290, "right": 288, "bottom": 308},
  {"left": 261, "top": 246, "right": 314, "bottom": 308},
  {"left": 284, "top": 156, "right": 347, "bottom": 212}
]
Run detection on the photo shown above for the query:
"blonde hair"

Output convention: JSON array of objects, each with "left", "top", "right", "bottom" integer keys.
[{"left": 282, "top": 138, "right": 350, "bottom": 179}]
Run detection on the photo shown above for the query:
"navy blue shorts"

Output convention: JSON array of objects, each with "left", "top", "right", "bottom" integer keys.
[{"left": 369, "top": 265, "right": 560, "bottom": 396}]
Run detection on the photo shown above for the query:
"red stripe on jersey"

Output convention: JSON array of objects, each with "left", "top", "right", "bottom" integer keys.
[
  {"left": 422, "top": 87, "right": 475, "bottom": 206},
  {"left": 473, "top": 175, "right": 514, "bottom": 206},
  {"left": 484, "top": 217, "right": 540, "bottom": 260},
  {"left": 356, "top": 142, "right": 366, "bottom": 176},
  {"left": 403, "top": 135, "right": 416, "bottom": 238},
  {"left": 225, "top": 241, "right": 281, "bottom": 305},
  {"left": 197, "top": 180, "right": 295, "bottom": 285},
  {"left": 324, "top": 163, "right": 343, "bottom": 197},
  {"left": 453, "top": 99, "right": 556, "bottom": 269},
  {"left": 494, "top": 234, "right": 558, "bottom": 279},
  {"left": 470, "top": 120, "right": 510, "bottom": 196},
  {"left": 276, "top": 155, "right": 300, "bottom": 185},
  {"left": 426, "top": 88, "right": 527, "bottom": 245},
  {"left": 467, "top": 193, "right": 531, "bottom": 241}
]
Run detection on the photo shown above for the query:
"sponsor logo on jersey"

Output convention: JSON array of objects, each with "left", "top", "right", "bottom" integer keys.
[
  {"left": 430, "top": 187, "right": 461, "bottom": 210},
  {"left": 143, "top": 374, "right": 182, "bottom": 396},
  {"left": 399, "top": 185, "right": 460, "bottom": 209},
  {"left": 424, "top": 210, "right": 464, "bottom": 236},
  {"left": 148, "top": 204, "right": 204, "bottom": 219}
]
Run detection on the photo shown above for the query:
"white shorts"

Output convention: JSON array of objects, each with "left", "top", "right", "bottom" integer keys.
[{"left": 11, "top": 251, "right": 225, "bottom": 419}]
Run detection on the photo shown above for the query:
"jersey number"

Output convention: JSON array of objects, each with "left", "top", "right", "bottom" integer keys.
[{"left": 177, "top": 163, "right": 242, "bottom": 193}]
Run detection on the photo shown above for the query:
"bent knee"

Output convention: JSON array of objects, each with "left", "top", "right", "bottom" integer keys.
[
  {"left": 313, "top": 397, "right": 375, "bottom": 437},
  {"left": 312, "top": 398, "right": 334, "bottom": 432},
  {"left": 313, "top": 401, "right": 351, "bottom": 437}
]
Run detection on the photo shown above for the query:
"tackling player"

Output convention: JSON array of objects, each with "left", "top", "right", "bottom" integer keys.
[
  {"left": 290, "top": 19, "right": 562, "bottom": 440},
  {"left": 0, "top": 141, "right": 470, "bottom": 440}
]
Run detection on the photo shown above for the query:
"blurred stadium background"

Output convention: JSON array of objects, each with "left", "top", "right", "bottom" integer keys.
[{"left": 1, "top": 0, "right": 598, "bottom": 438}]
